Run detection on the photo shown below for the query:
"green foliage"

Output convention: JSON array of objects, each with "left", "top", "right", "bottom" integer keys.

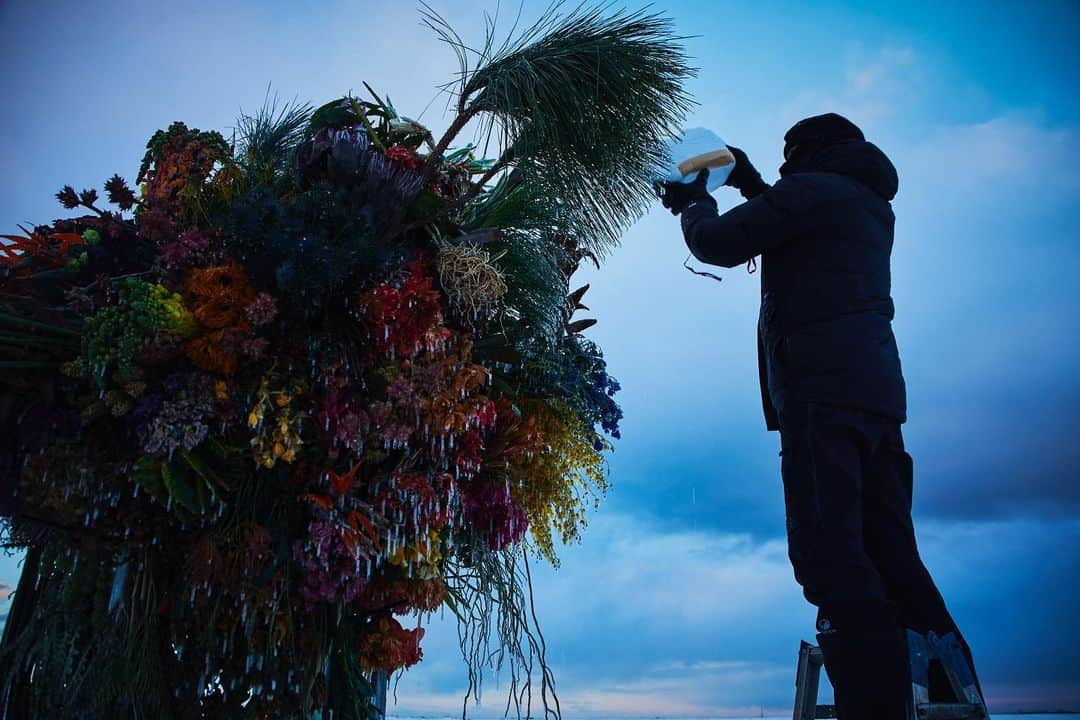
[
  {"left": 460, "top": 171, "right": 570, "bottom": 340},
  {"left": 72, "top": 278, "right": 193, "bottom": 387},
  {"left": 0, "top": 547, "right": 174, "bottom": 719},
  {"left": 228, "top": 184, "right": 384, "bottom": 321},
  {"left": 235, "top": 94, "right": 313, "bottom": 192},
  {"left": 424, "top": 1, "right": 696, "bottom": 256},
  {"left": 326, "top": 620, "right": 383, "bottom": 720}
]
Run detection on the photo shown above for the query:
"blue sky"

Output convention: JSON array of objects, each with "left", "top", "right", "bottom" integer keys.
[{"left": 1, "top": 0, "right": 1078, "bottom": 716}]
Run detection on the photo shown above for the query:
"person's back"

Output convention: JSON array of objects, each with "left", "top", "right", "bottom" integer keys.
[
  {"left": 659, "top": 113, "right": 982, "bottom": 720},
  {"left": 761, "top": 138, "right": 907, "bottom": 429}
]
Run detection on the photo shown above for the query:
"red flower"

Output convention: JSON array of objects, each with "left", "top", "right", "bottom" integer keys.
[
  {"left": 359, "top": 260, "right": 443, "bottom": 358},
  {"left": 384, "top": 145, "right": 422, "bottom": 173}
]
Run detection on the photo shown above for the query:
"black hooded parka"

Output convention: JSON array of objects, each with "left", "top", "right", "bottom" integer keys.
[{"left": 679, "top": 139, "right": 906, "bottom": 430}]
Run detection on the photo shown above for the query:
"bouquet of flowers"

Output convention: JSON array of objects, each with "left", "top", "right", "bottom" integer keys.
[{"left": 0, "top": 5, "right": 692, "bottom": 719}]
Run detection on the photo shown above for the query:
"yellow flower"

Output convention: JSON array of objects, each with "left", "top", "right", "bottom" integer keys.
[
  {"left": 387, "top": 529, "right": 442, "bottom": 578},
  {"left": 247, "top": 375, "right": 305, "bottom": 468},
  {"left": 511, "top": 400, "right": 609, "bottom": 568}
]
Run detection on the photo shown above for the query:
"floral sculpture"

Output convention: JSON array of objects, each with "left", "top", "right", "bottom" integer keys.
[{"left": 0, "top": 5, "right": 692, "bottom": 719}]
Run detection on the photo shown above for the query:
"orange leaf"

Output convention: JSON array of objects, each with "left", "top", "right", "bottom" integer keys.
[
  {"left": 348, "top": 511, "right": 381, "bottom": 550},
  {"left": 50, "top": 233, "right": 85, "bottom": 253},
  {"left": 328, "top": 463, "right": 361, "bottom": 496},
  {"left": 300, "top": 493, "right": 333, "bottom": 510}
]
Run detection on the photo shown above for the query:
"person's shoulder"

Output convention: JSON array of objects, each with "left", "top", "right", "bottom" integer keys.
[
  {"left": 763, "top": 172, "right": 848, "bottom": 214},
  {"left": 773, "top": 171, "right": 857, "bottom": 195}
]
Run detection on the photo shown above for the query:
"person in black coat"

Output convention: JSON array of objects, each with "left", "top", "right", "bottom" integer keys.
[{"left": 659, "top": 113, "right": 982, "bottom": 719}]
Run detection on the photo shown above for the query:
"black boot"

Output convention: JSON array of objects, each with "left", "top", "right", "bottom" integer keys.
[{"left": 817, "top": 626, "right": 912, "bottom": 720}]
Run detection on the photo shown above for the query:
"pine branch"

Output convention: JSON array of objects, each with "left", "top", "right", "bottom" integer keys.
[{"left": 422, "top": 2, "right": 697, "bottom": 256}]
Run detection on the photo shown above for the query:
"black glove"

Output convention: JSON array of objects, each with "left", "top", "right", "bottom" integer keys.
[
  {"left": 724, "top": 146, "right": 770, "bottom": 199},
  {"left": 658, "top": 168, "right": 710, "bottom": 215}
]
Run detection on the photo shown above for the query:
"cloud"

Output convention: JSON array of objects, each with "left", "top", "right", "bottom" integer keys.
[
  {"left": 0, "top": 582, "right": 11, "bottom": 601},
  {"left": 882, "top": 111, "right": 1080, "bottom": 524},
  {"left": 901, "top": 114, "right": 1080, "bottom": 202},
  {"left": 847, "top": 46, "right": 916, "bottom": 95},
  {"left": 389, "top": 511, "right": 817, "bottom": 716},
  {"left": 390, "top": 513, "right": 1080, "bottom": 716},
  {"left": 780, "top": 45, "right": 920, "bottom": 132}
]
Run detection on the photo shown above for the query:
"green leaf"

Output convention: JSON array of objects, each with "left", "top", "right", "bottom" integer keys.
[
  {"left": 161, "top": 461, "right": 201, "bottom": 514},
  {"left": 407, "top": 188, "right": 443, "bottom": 220},
  {"left": 471, "top": 333, "right": 522, "bottom": 365},
  {"left": 361, "top": 81, "right": 391, "bottom": 115},
  {"left": 133, "top": 456, "right": 168, "bottom": 505},
  {"left": 179, "top": 447, "right": 230, "bottom": 493},
  {"left": 0, "top": 311, "right": 80, "bottom": 336},
  {"left": 489, "top": 373, "right": 518, "bottom": 400},
  {"left": 307, "top": 97, "right": 359, "bottom": 133},
  {"left": 566, "top": 318, "right": 597, "bottom": 334},
  {"left": 444, "top": 145, "right": 475, "bottom": 164}
]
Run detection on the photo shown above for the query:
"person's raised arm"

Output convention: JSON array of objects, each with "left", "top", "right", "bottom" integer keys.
[{"left": 659, "top": 147, "right": 817, "bottom": 269}]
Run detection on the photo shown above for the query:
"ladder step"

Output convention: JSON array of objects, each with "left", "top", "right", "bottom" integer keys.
[{"left": 916, "top": 703, "right": 987, "bottom": 720}]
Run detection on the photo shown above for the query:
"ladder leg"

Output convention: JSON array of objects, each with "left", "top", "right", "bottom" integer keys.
[
  {"left": 932, "top": 632, "right": 989, "bottom": 712},
  {"left": 907, "top": 630, "right": 990, "bottom": 720},
  {"left": 793, "top": 641, "right": 824, "bottom": 720},
  {"left": 907, "top": 629, "right": 933, "bottom": 707}
]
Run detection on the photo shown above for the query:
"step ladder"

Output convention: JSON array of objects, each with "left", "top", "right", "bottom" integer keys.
[{"left": 792, "top": 630, "right": 990, "bottom": 720}]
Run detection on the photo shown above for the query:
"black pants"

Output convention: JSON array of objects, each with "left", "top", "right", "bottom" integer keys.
[{"left": 778, "top": 401, "right": 980, "bottom": 720}]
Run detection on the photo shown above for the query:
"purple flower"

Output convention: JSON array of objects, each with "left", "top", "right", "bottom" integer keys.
[
  {"left": 244, "top": 293, "right": 278, "bottom": 327},
  {"left": 239, "top": 336, "right": 269, "bottom": 360},
  {"left": 461, "top": 476, "right": 528, "bottom": 551},
  {"left": 385, "top": 376, "right": 414, "bottom": 403},
  {"left": 293, "top": 520, "right": 370, "bottom": 609},
  {"left": 138, "top": 374, "right": 215, "bottom": 456},
  {"left": 160, "top": 227, "right": 213, "bottom": 270}
]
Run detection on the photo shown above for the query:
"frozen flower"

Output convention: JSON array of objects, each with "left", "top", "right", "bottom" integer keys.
[
  {"left": 292, "top": 520, "right": 371, "bottom": 609},
  {"left": 244, "top": 293, "right": 278, "bottom": 327}
]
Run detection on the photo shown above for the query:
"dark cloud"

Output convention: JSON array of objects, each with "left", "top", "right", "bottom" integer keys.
[{"left": 390, "top": 514, "right": 1080, "bottom": 714}]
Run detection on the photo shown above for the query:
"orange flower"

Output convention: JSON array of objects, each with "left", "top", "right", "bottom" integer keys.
[
  {"left": 346, "top": 511, "right": 381, "bottom": 551},
  {"left": 358, "top": 615, "right": 425, "bottom": 673},
  {"left": 184, "top": 329, "right": 238, "bottom": 375},
  {"left": 182, "top": 264, "right": 257, "bottom": 374},
  {"left": 0, "top": 230, "right": 84, "bottom": 273},
  {"left": 186, "top": 263, "right": 255, "bottom": 329}
]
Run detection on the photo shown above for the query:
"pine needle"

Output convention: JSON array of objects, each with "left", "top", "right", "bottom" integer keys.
[{"left": 423, "top": 1, "right": 697, "bottom": 256}]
